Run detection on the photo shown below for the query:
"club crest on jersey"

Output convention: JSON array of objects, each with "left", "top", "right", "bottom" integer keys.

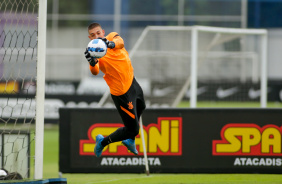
[{"left": 128, "top": 102, "right": 133, "bottom": 109}]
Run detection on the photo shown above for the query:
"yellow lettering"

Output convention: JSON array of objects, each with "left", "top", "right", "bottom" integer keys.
[
  {"left": 216, "top": 128, "right": 242, "bottom": 153},
  {"left": 81, "top": 117, "right": 182, "bottom": 155},
  {"left": 83, "top": 143, "right": 94, "bottom": 153},
  {"left": 216, "top": 127, "right": 261, "bottom": 153},
  {"left": 241, "top": 128, "right": 261, "bottom": 153},
  {"left": 149, "top": 120, "right": 169, "bottom": 153},
  {"left": 171, "top": 120, "right": 179, "bottom": 153},
  {"left": 261, "top": 127, "right": 281, "bottom": 153}
]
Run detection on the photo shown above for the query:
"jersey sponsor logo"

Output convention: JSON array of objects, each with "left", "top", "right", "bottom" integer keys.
[
  {"left": 79, "top": 117, "right": 182, "bottom": 156},
  {"left": 213, "top": 124, "right": 282, "bottom": 156},
  {"left": 216, "top": 87, "right": 239, "bottom": 99}
]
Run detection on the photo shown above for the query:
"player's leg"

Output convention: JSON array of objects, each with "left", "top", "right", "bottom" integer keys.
[
  {"left": 121, "top": 78, "right": 146, "bottom": 155},
  {"left": 102, "top": 93, "right": 140, "bottom": 142},
  {"left": 94, "top": 94, "right": 139, "bottom": 157},
  {"left": 135, "top": 78, "right": 146, "bottom": 120},
  {"left": 94, "top": 78, "right": 144, "bottom": 156},
  {"left": 94, "top": 91, "right": 139, "bottom": 157}
]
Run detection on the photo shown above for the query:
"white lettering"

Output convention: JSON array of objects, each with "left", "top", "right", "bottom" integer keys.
[
  {"left": 253, "top": 158, "right": 259, "bottom": 166},
  {"left": 100, "top": 157, "right": 161, "bottom": 166},
  {"left": 234, "top": 158, "right": 282, "bottom": 167},
  {"left": 246, "top": 158, "right": 253, "bottom": 166},
  {"left": 154, "top": 158, "right": 161, "bottom": 166},
  {"left": 259, "top": 158, "right": 265, "bottom": 166},
  {"left": 234, "top": 158, "right": 241, "bottom": 166},
  {"left": 126, "top": 158, "right": 132, "bottom": 165},
  {"left": 119, "top": 158, "right": 125, "bottom": 166},
  {"left": 276, "top": 159, "right": 282, "bottom": 166},
  {"left": 113, "top": 158, "right": 119, "bottom": 165},
  {"left": 148, "top": 158, "right": 155, "bottom": 165},
  {"left": 266, "top": 158, "right": 272, "bottom": 166},
  {"left": 107, "top": 158, "right": 113, "bottom": 165},
  {"left": 240, "top": 158, "right": 247, "bottom": 166},
  {"left": 101, "top": 158, "right": 108, "bottom": 165},
  {"left": 132, "top": 158, "right": 139, "bottom": 165}
]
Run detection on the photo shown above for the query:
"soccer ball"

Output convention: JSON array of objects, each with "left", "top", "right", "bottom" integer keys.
[
  {"left": 0, "top": 169, "right": 7, "bottom": 176},
  {"left": 87, "top": 39, "right": 107, "bottom": 58}
]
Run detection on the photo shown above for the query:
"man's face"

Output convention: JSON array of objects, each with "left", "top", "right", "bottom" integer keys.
[{"left": 88, "top": 26, "right": 105, "bottom": 40}]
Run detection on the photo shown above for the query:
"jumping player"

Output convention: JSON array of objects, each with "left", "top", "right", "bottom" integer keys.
[{"left": 84, "top": 22, "right": 146, "bottom": 157}]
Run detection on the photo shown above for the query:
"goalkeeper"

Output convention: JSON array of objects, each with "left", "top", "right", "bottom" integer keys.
[{"left": 84, "top": 22, "right": 146, "bottom": 157}]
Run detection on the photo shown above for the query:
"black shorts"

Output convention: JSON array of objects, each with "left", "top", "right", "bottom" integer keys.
[{"left": 111, "top": 77, "right": 146, "bottom": 131}]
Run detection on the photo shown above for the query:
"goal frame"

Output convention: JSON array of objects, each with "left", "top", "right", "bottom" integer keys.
[
  {"left": 99, "top": 26, "right": 268, "bottom": 108},
  {"left": 35, "top": 0, "right": 47, "bottom": 179},
  {"left": 188, "top": 26, "right": 268, "bottom": 108}
]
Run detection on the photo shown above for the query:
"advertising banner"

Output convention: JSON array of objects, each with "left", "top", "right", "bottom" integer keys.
[
  {"left": 1, "top": 79, "right": 282, "bottom": 123},
  {"left": 59, "top": 108, "right": 282, "bottom": 173}
]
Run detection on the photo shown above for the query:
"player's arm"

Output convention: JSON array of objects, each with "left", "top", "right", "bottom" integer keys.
[
  {"left": 89, "top": 60, "right": 99, "bottom": 75},
  {"left": 84, "top": 48, "right": 99, "bottom": 75},
  {"left": 99, "top": 33, "right": 124, "bottom": 49},
  {"left": 111, "top": 34, "right": 124, "bottom": 49}
]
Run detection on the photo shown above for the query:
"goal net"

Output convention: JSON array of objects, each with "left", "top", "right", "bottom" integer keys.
[
  {"left": 0, "top": 0, "right": 45, "bottom": 179},
  {"left": 119, "top": 26, "right": 267, "bottom": 108},
  {"left": 98, "top": 26, "right": 267, "bottom": 108}
]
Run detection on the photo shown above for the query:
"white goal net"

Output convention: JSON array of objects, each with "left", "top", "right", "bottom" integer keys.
[
  {"left": 0, "top": 0, "right": 45, "bottom": 179},
  {"left": 126, "top": 26, "right": 267, "bottom": 108}
]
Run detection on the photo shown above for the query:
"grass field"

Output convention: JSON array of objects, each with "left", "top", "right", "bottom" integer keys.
[{"left": 42, "top": 102, "right": 282, "bottom": 184}]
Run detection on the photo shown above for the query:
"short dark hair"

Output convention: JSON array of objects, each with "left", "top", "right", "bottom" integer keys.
[{"left": 88, "top": 22, "right": 102, "bottom": 31}]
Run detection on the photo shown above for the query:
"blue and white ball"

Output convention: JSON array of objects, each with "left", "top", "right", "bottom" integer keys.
[{"left": 87, "top": 39, "right": 107, "bottom": 58}]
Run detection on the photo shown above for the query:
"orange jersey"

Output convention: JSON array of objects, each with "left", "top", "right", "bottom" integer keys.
[{"left": 89, "top": 32, "right": 134, "bottom": 96}]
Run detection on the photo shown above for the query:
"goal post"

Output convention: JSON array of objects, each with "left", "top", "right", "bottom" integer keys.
[
  {"left": 35, "top": 0, "right": 47, "bottom": 179},
  {"left": 0, "top": 0, "right": 46, "bottom": 179}
]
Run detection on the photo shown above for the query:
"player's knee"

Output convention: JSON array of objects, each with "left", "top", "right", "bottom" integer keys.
[
  {"left": 133, "top": 126, "right": 140, "bottom": 137},
  {"left": 128, "top": 125, "right": 139, "bottom": 137}
]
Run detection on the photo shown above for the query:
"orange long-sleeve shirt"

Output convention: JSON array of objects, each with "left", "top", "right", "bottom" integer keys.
[{"left": 89, "top": 32, "right": 134, "bottom": 96}]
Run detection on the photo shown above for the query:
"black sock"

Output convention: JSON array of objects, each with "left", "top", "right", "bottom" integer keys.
[
  {"left": 101, "top": 127, "right": 136, "bottom": 147},
  {"left": 101, "top": 136, "right": 113, "bottom": 147}
]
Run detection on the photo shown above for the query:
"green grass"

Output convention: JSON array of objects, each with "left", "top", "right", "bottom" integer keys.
[
  {"left": 41, "top": 103, "right": 282, "bottom": 183},
  {"left": 56, "top": 173, "right": 282, "bottom": 184}
]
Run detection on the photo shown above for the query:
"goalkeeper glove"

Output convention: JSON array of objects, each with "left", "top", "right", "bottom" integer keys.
[
  {"left": 98, "top": 37, "right": 115, "bottom": 49},
  {"left": 84, "top": 48, "right": 98, "bottom": 67}
]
